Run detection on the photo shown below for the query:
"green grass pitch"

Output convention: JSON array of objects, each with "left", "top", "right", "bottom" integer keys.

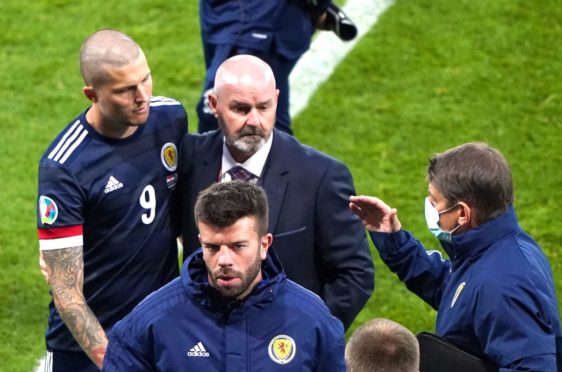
[{"left": 0, "top": 0, "right": 560, "bottom": 370}]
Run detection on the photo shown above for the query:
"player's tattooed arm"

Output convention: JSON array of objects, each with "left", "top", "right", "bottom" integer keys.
[{"left": 42, "top": 246, "right": 108, "bottom": 368}]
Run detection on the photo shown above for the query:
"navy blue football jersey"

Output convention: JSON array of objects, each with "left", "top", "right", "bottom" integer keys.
[{"left": 37, "top": 96, "right": 187, "bottom": 353}]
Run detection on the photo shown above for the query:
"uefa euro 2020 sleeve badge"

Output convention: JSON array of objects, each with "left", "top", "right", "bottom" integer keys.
[
  {"left": 268, "top": 335, "right": 296, "bottom": 365},
  {"left": 39, "top": 195, "right": 58, "bottom": 225}
]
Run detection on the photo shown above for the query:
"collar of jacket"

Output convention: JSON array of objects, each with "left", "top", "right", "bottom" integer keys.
[
  {"left": 439, "top": 205, "right": 521, "bottom": 268},
  {"left": 181, "top": 247, "right": 286, "bottom": 311}
]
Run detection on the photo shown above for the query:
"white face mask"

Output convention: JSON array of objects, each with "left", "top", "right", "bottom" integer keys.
[{"left": 424, "top": 197, "right": 461, "bottom": 243}]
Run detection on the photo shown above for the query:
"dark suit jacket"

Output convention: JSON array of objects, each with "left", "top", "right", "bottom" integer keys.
[{"left": 178, "top": 129, "right": 374, "bottom": 329}]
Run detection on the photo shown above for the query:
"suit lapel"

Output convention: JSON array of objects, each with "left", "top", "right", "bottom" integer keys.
[
  {"left": 183, "top": 132, "right": 223, "bottom": 255},
  {"left": 194, "top": 132, "right": 222, "bottom": 195},
  {"left": 261, "top": 130, "right": 290, "bottom": 234}
]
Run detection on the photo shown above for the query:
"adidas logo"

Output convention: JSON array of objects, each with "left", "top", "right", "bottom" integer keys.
[
  {"left": 187, "top": 341, "right": 210, "bottom": 357},
  {"left": 104, "top": 176, "right": 124, "bottom": 194}
]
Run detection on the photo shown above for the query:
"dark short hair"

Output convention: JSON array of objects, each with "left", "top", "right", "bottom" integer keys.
[
  {"left": 194, "top": 181, "right": 269, "bottom": 236},
  {"left": 428, "top": 142, "right": 513, "bottom": 223},
  {"left": 345, "top": 318, "right": 419, "bottom": 372}
]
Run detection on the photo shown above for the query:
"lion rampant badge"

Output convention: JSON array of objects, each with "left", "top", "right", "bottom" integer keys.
[
  {"left": 160, "top": 142, "right": 178, "bottom": 171},
  {"left": 268, "top": 335, "right": 296, "bottom": 364}
]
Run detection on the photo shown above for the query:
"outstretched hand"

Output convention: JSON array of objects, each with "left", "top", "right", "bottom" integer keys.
[{"left": 349, "top": 195, "right": 401, "bottom": 233}]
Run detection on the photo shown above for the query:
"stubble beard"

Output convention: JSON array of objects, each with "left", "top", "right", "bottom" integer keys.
[
  {"left": 209, "top": 254, "right": 262, "bottom": 299},
  {"left": 129, "top": 105, "right": 150, "bottom": 126}
]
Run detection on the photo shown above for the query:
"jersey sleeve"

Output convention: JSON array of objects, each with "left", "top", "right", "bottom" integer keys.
[{"left": 37, "top": 161, "right": 85, "bottom": 250}]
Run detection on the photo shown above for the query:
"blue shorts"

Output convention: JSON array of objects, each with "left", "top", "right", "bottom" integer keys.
[{"left": 42, "top": 349, "right": 98, "bottom": 372}]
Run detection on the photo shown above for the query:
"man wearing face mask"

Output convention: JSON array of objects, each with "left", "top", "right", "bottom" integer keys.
[{"left": 349, "top": 142, "right": 561, "bottom": 371}]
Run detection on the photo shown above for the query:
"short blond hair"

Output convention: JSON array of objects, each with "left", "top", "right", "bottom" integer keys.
[
  {"left": 79, "top": 29, "right": 143, "bottom": 86},
  {"left": 345, "top": 318, "right": 419, "bottom": 372}
]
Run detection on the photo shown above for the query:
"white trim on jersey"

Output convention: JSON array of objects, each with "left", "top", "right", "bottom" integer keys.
[
  {"left": 48, "top": 121, "right": 88, "bottom": 164},
  {"left": 39, "top": 235, "right": 84, "bottom": 250},
  {"left": 59, "top": 129, "right": 88, "bottom": 164},
  {"left": 150, "top": 96, "right": 181, "bottom": 107},
  {"left": 47, "top": 120, "right": 80, "bottom": 160}
]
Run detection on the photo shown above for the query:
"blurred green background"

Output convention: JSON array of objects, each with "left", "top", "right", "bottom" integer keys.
[{"left": 0, "top": 0, "right": 560, "bottom": 370}]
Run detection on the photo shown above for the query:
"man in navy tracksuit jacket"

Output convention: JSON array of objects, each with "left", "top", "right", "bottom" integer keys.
[
  {"left": 350, "top": 143, "right": 561, "bottom": 371},
  {"left": 103, "top": 181, "right": 345, "bottom": 371}
]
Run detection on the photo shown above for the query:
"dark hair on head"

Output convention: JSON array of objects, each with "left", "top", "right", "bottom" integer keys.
[
  {"left": 194, "top": 181, "right": 269, "bottom": 236},
  {"left": 428, "top": 142, "right": 513, "bottom": 224}
]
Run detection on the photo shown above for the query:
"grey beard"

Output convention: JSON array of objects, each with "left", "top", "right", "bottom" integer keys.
[{"left": 228, "top": 135, "right": 266, "bottom": 155}]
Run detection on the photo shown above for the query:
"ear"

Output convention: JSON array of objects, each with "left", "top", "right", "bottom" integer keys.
[
  {"left": 83, "top": 86, "right": 97, "bottom": 102},
  {"left": 457, "top": 201, "right": 473, "bottom": 227},
  {"left": 208, "top": 93, "right": 219, "bottom": 116},
  {"left": 260, "top": 233, "right": 273, "bottom": 260}
]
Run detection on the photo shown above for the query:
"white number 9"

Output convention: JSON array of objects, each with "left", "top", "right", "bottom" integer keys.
[{"left": 140, "top": 185, "right": 156, "bottom": 224}]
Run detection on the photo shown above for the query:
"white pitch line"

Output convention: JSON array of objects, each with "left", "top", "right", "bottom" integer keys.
[
  {"left": 34, "top": 355, "right": 46, "bottom": 372},
  {"left": 33, "top": 1, "right": 393, "bottom": 371},
  {"left": 289, "top": 0, "right": 395, "bottom": 118}
]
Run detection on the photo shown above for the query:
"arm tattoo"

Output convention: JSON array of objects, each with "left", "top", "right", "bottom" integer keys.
[{"left": 43, "top": 246, "right": 108, "bottom": 367}]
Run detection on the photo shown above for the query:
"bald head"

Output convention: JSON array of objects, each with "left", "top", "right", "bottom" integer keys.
[
  {"left": 80, "top": 29, "right": 144, "bottom": 86},
  {"left": 213, "top": 55, "right": 276, "bottom": 98},
  {"left": 208, "top": 55, "right": 278, "bottom": 163}
]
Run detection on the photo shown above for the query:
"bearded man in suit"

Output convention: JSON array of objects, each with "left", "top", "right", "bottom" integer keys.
[{"left": 179, "top": 55, "right": 373, "bottom": 330}]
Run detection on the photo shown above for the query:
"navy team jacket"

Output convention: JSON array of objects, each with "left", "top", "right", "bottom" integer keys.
[
  {"left": 103, "top": 249, "right": 345, "bottom": 371},
  {"left": 200, "top": 0, "right": 330, "bottom": 60},
  {"left": 370, "top": 206, "right": 562, "bottom": 371}
]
